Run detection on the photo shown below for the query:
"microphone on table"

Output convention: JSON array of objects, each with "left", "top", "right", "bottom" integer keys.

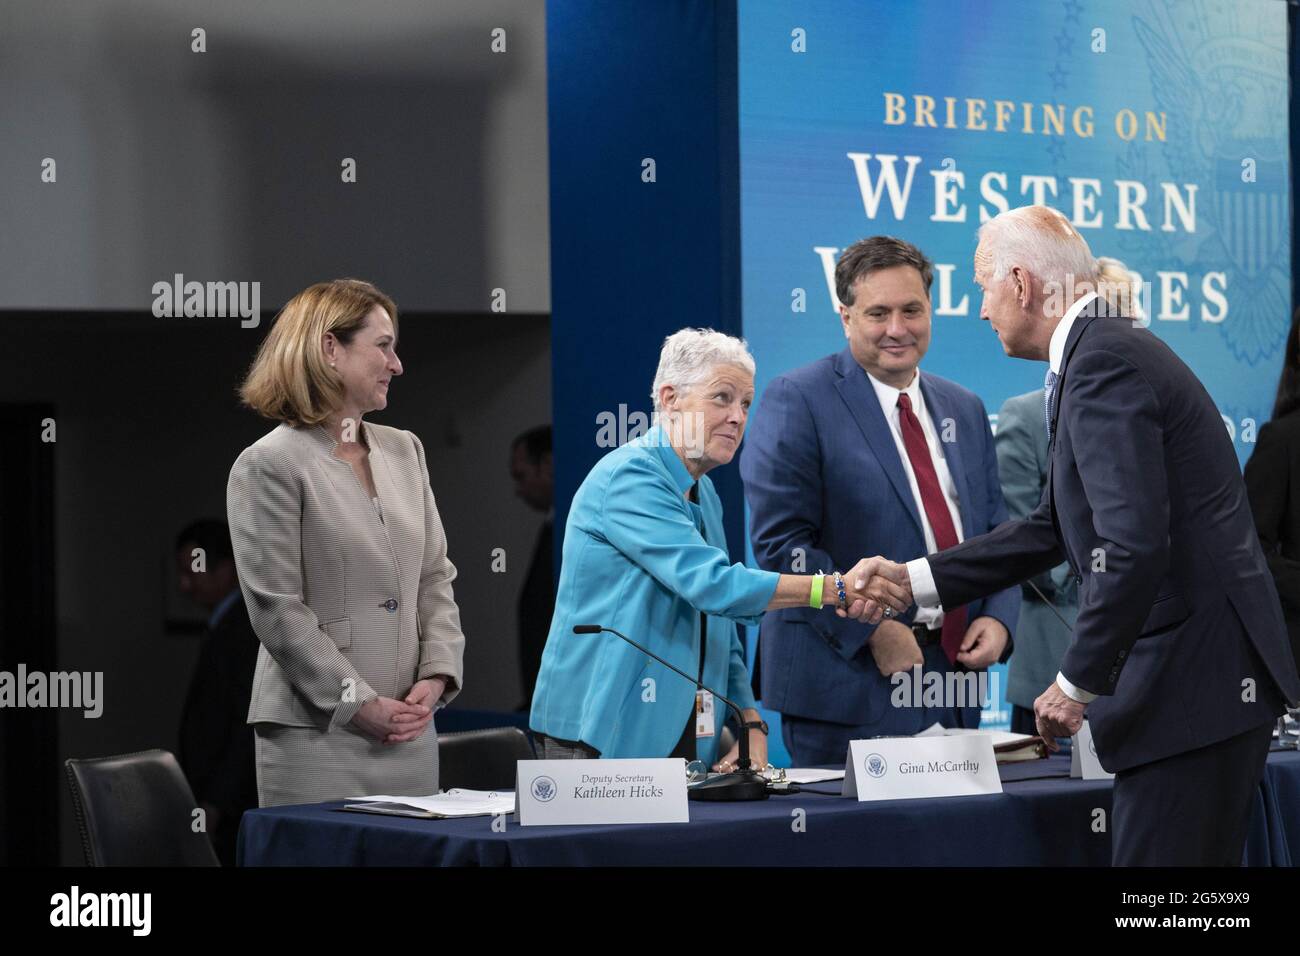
[{"left": 572, "top": 624, "right": 769, "bottom": 801}]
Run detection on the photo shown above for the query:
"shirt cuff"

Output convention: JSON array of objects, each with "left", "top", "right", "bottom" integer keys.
[
  {"left": 905, "top": 557, "right": 940, "bottom": 608},
  {"left": 1056, "top": 671, "right": 1097, "bottom": 704}
]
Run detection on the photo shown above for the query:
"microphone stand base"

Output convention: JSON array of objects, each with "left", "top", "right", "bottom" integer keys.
[{"left": 688, "top": 771, "right": 769, "bottom": 801}]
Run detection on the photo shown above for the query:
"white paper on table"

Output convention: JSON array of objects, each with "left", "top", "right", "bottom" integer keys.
[
  {"left": 938, "top": 727, "right": 1039, "bottom": 748},
  {"left": 916, "top": 723, "right": 1038, "bottom": 748},
  {"left": 778, "top": 768, "right": 846, "bottom": 784},
  {"left": 345, "top": 789, "right": 515, "bottom": 817}
]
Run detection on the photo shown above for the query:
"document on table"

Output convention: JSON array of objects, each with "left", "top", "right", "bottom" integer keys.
[
  {"left": 770, "top": 768, "right": 845, "bottom": 784},
  {"left": 340, "top": 789, "right": 515, "bottom": 819},
  {"left": 916, "top": 723, "right": 1036, "bottom": 748}
]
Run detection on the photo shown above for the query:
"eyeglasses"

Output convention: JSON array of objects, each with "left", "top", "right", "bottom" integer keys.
[{"left": 685, "top": 760, "right": 710, "bottom": 784}]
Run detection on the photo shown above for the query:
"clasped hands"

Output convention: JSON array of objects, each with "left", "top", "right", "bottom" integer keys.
[{"left": 351, "top": 676, "right": 446, "bottom": 745}]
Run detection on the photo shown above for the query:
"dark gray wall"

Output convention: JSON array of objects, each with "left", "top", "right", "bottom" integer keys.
[
  {"left": 0, "top": 0, "right": 552, "bottom": 864},
  {"left": 0, "top": 0, "right": 550, "bottom": 313},
  {"left": 1, "top": 312, "right": 550, "bottom": 864}
]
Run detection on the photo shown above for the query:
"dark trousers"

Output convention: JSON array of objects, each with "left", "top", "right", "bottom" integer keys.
[
  {"left": 781, "top": 704, "right": 979, "bottom": 767},
  {"left": 1111, "top": 720, "right": 1275, "bottom": 866},
  {"left": 781, "top": 644, "right": 981, "bottom": 765}
]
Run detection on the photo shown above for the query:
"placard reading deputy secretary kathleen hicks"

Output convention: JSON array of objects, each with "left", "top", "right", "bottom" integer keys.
[{"left": 516, "top": 759, "right": 689, "bottom": 826}]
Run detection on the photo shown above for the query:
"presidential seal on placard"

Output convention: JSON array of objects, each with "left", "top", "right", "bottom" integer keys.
[
  {"left": 530, "top": 776, "right": 557, "bottom": 802},
  {"left": 865, "top": 753, "right": 888, "bottom": 779}
]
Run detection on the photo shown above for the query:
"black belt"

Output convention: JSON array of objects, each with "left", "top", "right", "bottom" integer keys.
[{"left": 912, "top": 623, "right": 943, "bottom": 647}]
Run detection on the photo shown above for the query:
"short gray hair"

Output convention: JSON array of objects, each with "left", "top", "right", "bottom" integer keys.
[
  {"left": 650, "top": 328, "right": 756, "bottom": 413},
  {"left": 978, "top": 205, "right": 1097, "bottom": 291}
]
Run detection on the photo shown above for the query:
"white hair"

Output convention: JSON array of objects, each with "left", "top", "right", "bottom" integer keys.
[
  {"left": 978, "top": 205, "right": 1097, "bottom": 291},
  {"left": 650, "top": 328, "right": 756, "bottom": 412}
]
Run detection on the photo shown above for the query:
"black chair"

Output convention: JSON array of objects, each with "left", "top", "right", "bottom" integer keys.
[
  {"left": 436, "top": 727, "right": 535, "bottom": 791},
  {"left": 65, "top": 749, "right": 220, "bottom": 866}
]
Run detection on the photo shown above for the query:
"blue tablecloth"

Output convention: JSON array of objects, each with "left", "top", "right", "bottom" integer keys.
[
  {"left": 1254, "top": 748, "right": 1299, "bottom": 865},
  {"left": 238, "top": 747, "right": 1300, "bottom": 866}
]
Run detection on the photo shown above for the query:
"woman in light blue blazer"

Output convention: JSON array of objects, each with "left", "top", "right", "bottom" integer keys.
[{"left": 529, "top": 329, "right": 902, "bottom": 770}]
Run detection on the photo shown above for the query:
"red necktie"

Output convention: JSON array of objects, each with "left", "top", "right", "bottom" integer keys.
[{"left": 897, "top": 392, "right": 967, "bottom": 664}]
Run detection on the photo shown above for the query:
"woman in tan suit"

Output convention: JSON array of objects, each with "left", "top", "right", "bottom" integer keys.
[{"left": 227, "top": 278, "right": 466, "bottom": 806}]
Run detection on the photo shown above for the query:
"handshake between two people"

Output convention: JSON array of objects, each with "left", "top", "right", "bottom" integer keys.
[
  {"left": 833, "top": 556, "right": 913, "bottom": 624},
  {"left": 832, "top": 555, "right": 1084, "bottom": 747},
  {"left": 830, "top": 556, "right": 1007, "bottom": 675}
]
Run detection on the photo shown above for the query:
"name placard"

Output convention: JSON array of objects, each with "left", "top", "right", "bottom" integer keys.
[
  {"left": 842, "top": 735, "right": 1002, "bottom": 801},
  {"left": 1070, "top": 720, "right": 1114, "bottom": 780},
  {"left": 515, "top": 759, "right": 689, "bottom": 826}
]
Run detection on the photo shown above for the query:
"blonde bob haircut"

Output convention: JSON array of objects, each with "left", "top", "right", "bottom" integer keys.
[{"left": 238, "top": 278, "right": 398, "bottom": 427}]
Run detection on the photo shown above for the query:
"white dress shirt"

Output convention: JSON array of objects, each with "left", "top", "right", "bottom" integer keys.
[
  {"left": 1049, "top": 291, "right": 1097, "bottom": 375},
  {"left": 905, "top": 291, "right": 1100, "bottom": 702},
  {"left": 866, "top": 369, "right": 964, "bottom": 628}
]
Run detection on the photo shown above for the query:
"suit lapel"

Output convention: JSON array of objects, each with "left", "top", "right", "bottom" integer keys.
[
  {"left": 361, "top": 423, "right": 401, "bottom": 554},
  {"left": 1046, "top": 305, "right": 1102, "bottom": 569},
  {"left": 832, "top": 349, "right": 924, "bottom": 536},
  {"left": 1046, "top": 436, "right": 1057, "bottom": 513},
  {"left": 918, "top": 374, "right": 974, "bottom": 540},
  {"left": 1050, "top": 302, "right": 1102, "bottom": 441}
]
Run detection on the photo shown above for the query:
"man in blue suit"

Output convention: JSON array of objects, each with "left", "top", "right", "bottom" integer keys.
[
  {"left": 741, "top": 235, "right": 1019, "bottom": 766},
  {"left": 855, "top": 206, "right": 1300, "bottom": 865}
]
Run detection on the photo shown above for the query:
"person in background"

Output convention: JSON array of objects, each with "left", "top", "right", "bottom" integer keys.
[
  {"left": 175, "top": 518, "right": 259, "bottom": 866},
  {"left": 529, "top": 328, "right": 905, "bottom": 770},
  {"left": 742, "top": 236, "right": 1019, "bottom": 766},
  {"left": 1245, "top": 314, "right": 1300, "bottom": 681},
  {"left": 509, "top": 425, "right": 556, "bottom": 710}
]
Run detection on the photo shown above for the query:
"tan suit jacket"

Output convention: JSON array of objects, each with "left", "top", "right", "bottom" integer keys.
[{"left": 227, "top": 420, "right": 465, "bottom": 732}]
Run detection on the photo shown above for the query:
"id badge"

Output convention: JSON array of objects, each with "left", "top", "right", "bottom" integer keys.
[{"left": 695, "top": 689, "right": 716, "bottom": 738}]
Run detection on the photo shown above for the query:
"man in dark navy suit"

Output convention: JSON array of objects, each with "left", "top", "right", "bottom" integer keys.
[
  {"left": 742, "top": 236, "right": 1019, "bottom": 765},
  {"left": 852, "top": 206, "right": 1300, "bottom": 866}
]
